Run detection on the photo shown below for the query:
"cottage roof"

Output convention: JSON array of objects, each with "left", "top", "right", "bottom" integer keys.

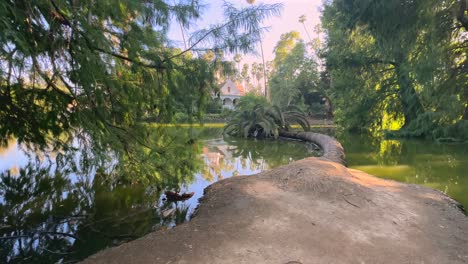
[{"left": 219, "top": 79, "right": 245, "bottom": 96}]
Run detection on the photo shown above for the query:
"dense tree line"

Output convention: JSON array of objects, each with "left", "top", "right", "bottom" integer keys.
[
  {"left": 267, "top": 31, "right": 331, "bottom": 117},
  {"left": 322, "top": 0, "right": 467, "bottom": 140}
]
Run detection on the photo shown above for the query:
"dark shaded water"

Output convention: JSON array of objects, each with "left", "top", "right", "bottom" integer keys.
[
  {"left": 0, "top": 127, "right": 467, "bottom": 263},
  {"left": 0, "top": 128, "right": 316, "bottom": 263}
]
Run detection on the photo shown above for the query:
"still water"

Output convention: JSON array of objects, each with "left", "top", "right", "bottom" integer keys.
[
  {"left": 338, "top": 133, "right": 468, "bottom": 210},
  {"left": 0, "top": 128, "right": 467, "bottom": 263},
  {"left": 0, "top": 128, "right": 316, "bottom": 263}
]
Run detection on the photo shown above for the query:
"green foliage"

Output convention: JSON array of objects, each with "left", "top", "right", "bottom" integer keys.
[
  {"left": 269, "top": 35, "right": 322, "bottom": 112},
  {"left": 206, "top": 98, "right": 223, "bottom": 114},
  {"left": 322, "top": 0, "right": 467, "bottom": 139},
  {"left": 0, "top": 0, "right": 283, "bottom": 183},
  {"left": 236, "top": 92, "right": 269, "bottom": 111},
  {"left": 0, "top": 159, "right": 192, "bottom": 263},
  {"left": 224, "top": 103, "right": 310, "bottom": 138},
  {"left": 224, "top": 104, "right": 280, "bottom": 138},
  {"left": 277, "top": 105, "right": 312, "bottom": 132},
  {"left": 272, "top": 31, "right": 301, "bottom": 67}
]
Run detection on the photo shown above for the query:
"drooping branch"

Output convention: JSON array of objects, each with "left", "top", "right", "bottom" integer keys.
[
  {"left": 50, "top": 0, "right": 166, "bottom": 70},
  {"left": 165, "top": 3, "right": 282, "bottom": 61}
]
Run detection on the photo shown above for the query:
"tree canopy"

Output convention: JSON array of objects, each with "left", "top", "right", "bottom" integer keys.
[
  {"left": 0, "top": 0, "right": 283, "bottom": 183},
  {"left": 322, "top": 0, "right": 467, "bottom": 139},
  {"left": 269, "top": 31, "right": 323, "bottom": 114}
]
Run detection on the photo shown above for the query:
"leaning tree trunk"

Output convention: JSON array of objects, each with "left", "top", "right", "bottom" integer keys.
[
  {"left": 395, "top": 63, "right": 424, "bottom": 128},
  {"left": 279, "top": 130, "right": 345, "bottom": 166}
]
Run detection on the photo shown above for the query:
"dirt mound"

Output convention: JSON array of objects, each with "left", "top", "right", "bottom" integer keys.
[{"left": 82, "top": 157, "right": 468, "bottom": 264}]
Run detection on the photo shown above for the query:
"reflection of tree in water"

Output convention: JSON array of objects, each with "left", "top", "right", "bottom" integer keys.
[
  {"left": 224, "top": 137, "right": 315, "bottom": 169},
  {"left": 337, "top": 132, "right": 403, "bottom": 166},
  {"left": 377, "top": 140, "right": 402, "bottom": 166},
  {"left": 338, "top": 132, "right": 468, "bottom": 208},
  {"left": 199, "top": 137, "right": 316, "bottom": 182},
  {"left": 201, "top": 146, "right": 234, "bottom": 182},
  {"left": 0, "top": 130, "right": 202, "bottom": 263},
  {"left": 0, "top": 164, "right": 194, "bottom": 263}
]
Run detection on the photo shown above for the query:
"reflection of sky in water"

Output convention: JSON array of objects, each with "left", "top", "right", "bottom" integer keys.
[
  {"left": 0, "top": 137, "right": 311, "bottom": 216},
  {"left": 2, "top": 135, "right": 467, "bottom": 211},
  {"left": 0, "top": 139, "right": 111, "bottom": 182},
  {"left": 2, "top": 132, "right": 467, "bottom": 262},
  {"left": 181, "top": 138, "right": 301, "bottom": 216},
  {"left": 0, "top": 135, "right": 310, "bottom": 261}
]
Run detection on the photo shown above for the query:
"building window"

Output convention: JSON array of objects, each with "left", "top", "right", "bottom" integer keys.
[{"left": 227, "top": 86, "right": 231, "bottom": 93}]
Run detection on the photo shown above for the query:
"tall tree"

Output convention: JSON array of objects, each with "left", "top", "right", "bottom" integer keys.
[
  {"left": 0, "top": 0, "right": 283, "bottom": 179},
  {"left": 322, "top": 0, "right": 467, "bottom": 138},
  {"left": 241, "top": 63, "right": 251, "bottom": 89},
  {"left": 298, "top": 15, "right": 312, "bottom": 43},
  {"left": 269, "top": 37, "right": 320, "bottom": 111},
  {"left": 246, "top": 0, "right": 269, "bottom": 100},
  {"left": 234, "top": 54, "right": 242, "bottom": 72},
  {"left": 272, "top": 31, "right": 301, "bottom": 67},
  {"left": 251, "top": 62, "right": 259, "bottom": 87}
]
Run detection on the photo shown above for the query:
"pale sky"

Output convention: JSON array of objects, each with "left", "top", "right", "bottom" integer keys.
[{"left": 169, "top": 0, "right": 324, "bottom": 64}]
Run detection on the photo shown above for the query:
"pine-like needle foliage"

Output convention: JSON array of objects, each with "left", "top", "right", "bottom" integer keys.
[
  {"left": 0, "top": 0, "right": 283, "bottom": 182},
  {"left": 322, "top": 0, "right": 467, "bottom": 140}
]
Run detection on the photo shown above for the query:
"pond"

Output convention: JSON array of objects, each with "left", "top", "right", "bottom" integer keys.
[
  {"left": 337, "top": 133, "right": 468, "bottom": 211},
  {"left": 0, "top": 127, "right": 317, "bottom": 263},
  {"left": 1, "top": 127, "right": 467, "bottom": 263}
]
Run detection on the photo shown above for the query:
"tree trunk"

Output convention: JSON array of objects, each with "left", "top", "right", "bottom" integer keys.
[
  {"left": 462, "top": 82, "right": 468, "bottom": 120},
  {"left": 457, "top": 0, "right": 468, "bottom": 30},
  {"left": 322, "top": 95, "right": 334, "bottom": 119},
  {"left": 463, "top": 92, "right": 468, "bottom": 120},
  {"left": 395, "top": 64, "right": 423, "bottom": 128}
]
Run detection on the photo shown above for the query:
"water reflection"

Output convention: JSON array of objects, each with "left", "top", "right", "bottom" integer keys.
[
  {"left": 0, "top": 129, "right": 315, "bottom": 263},
  {"left": 0, "top": 162, "right": 190, "bottom": 263},
  {"left": 182, "top": 136, "right": 317, "bottom": 216},
  {"left": 4, "top": 128, "right": 466, "bottom": 262},
  {"left": 337, "top": 133, "right": 468, "bottom": 210}
]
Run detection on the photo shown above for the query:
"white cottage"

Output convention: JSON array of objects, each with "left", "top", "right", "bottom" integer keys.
[{"left": 215, "top": 79, "right": 245, "bottom": 109}]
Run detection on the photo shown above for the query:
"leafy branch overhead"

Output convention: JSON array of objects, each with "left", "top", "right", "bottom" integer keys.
[
  {"left": 322, "top": 0, "right": 468, "bottom": 139},
  {"left": 0, "top": 0, "right": 282, "bottom": 185},
  {"left": 0, "top": 0, "right": 282, "bottom": 149}
]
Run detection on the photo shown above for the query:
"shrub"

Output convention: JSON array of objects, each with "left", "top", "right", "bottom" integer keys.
[{"left": 224, "top": 104, "right": 310, "bottom": 138}]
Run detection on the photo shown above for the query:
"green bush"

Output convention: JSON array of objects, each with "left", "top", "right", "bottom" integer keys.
[
  {"left": 224, "top": 104, "right": 310, "bottom": 138},
  {"left": 206, "top": 98, "right": 223, "bottom": 114},
  {"left": 236, "top": 93, "right": 269, "bottom": 112}
]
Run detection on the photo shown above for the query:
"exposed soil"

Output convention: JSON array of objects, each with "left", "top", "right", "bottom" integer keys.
[{"left": 82, "top": 156, "right": 468, "bottom": 263}]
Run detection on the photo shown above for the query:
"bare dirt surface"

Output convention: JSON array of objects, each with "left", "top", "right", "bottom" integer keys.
[{"left": 82, "top": 156, "right": 468, "bottom": 264}]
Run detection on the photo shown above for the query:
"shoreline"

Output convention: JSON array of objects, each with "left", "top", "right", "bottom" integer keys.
[{"left": 82, "top": 133, "right": 468, "bottom": 264}]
